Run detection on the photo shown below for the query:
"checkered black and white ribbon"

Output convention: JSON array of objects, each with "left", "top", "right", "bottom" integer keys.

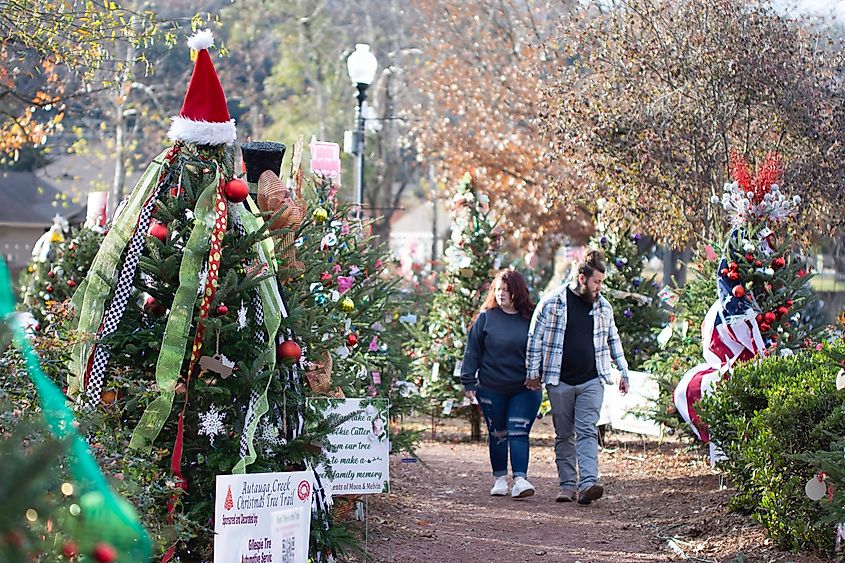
[
  {"left": 85, "top": 195, "right": 157, "bottom": 407},
  {"left": 232, "top": 207, "right": 274, "bottom": 457}
]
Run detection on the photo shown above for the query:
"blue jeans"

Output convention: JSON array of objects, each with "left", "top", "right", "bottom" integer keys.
[
  {"left": 546, "top": 378, "right": 605, "bottom": 491},
  {"left": 476, "top": 387, "right": 542, "bottom": 478}
]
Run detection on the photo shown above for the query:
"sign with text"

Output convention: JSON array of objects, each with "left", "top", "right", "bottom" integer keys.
[
  {"left": 313, "top": 398, "right": 390, "bottom": 495},
  {"left": 214, "top": 470, "right": 313, "bottom": 563}
]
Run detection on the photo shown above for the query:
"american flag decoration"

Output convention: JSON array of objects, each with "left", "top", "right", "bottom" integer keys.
[{"left": 674, "top": 152, "right": 802, "bottom": 442}]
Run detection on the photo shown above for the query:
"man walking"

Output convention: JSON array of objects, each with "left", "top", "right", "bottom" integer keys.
[{"left": 525, "top": 249, "right": 629, "bottom": 505}]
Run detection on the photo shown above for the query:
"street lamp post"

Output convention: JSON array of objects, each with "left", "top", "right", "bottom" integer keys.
[{"left": 346, "top": 43, "right": 378, "bottom": 218}]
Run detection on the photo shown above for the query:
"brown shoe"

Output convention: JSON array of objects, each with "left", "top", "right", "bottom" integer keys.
[
  {"left": 555, "top": 488, "right": 576, "bottom": 502},
  {"left": 577, "top": 484, "right": 604, "bottom": 505}
]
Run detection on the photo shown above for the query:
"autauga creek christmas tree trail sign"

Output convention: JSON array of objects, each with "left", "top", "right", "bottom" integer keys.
[{"left": 57, "top": 30, "right": 410, "bottom": 561}]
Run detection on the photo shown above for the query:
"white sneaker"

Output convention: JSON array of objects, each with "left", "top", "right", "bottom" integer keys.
[
  {"left": 490, "top": 476, "right": 508, "bottom": 496},
  {"left": 511, "top": 477, "right": 535, "bottom": 498}
]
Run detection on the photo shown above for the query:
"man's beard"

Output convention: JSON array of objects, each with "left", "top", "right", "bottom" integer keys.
[{"left": 578, "top": 283, "right": 599, "bottom": 304}]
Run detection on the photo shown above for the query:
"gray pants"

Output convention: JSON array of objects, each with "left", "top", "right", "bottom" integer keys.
[{"left": 546, "top": 378, "right": 604, "bottom": 491}]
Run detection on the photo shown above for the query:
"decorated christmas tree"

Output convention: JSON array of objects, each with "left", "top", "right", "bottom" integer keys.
[
  {"left": 593, "top": 228, "right": 668, "bottom": 369},
  {"left": 674, "top": 152, "right": 820, "bottom": 441},
  {"left": 34, "top": 31, "right": 420, "bottom": 557},
  {"left": 406, "top": 173, "right": 501, "bottom": 440},
  {"left": 20, "top": 222, "right": 105, "bottom": 328}
]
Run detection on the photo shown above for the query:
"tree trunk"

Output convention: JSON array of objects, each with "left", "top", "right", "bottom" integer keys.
[
  {"left": 111, "top": 111, "right": 126, "bottom": 217},
  {"left": 470, "top": 407, "right": 482, "bottom": 442},
  {"left": 109, "top": 16, "right": 137, "bottom": 218},
  {"left": 662, "top": 247, "right": 690, "bottom": 287},
  {"left": 430, "top": 164, "right": 439, "bottom": 263}
]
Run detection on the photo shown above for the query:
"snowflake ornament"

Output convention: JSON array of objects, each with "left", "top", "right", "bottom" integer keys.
[
  {"left": 237, "top": 302, "right": 248, "bottom": 331},
  {"left": 198, "top": 405, "right": 226, "bottom": 446},
  {"left": 258, "top": 421, "right": 286, "bottom": 452}
]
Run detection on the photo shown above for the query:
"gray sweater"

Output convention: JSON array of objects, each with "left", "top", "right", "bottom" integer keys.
[{"left": 460, "top": 308, "right": 531, "bottom": 395}]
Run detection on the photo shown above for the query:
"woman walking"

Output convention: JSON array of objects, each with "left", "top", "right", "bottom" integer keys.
[{"left": 461, "top": 269, "right": 541, "bottom": 498}]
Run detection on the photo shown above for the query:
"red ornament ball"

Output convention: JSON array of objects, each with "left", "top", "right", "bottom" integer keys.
[
  {"left": 764, "top": 311, "right": 777, "bottom": 324},
  {"left": 62, "top": 541, "right": 78, "bottom": 559},
  {"left": 729, "top": 261, "right": 738, "bottom": 271},
  {"left": 772, "top": 256, "right": 786, "bottom": 270},
  {"left": 720, "top": 268, "right": 729, "bottom": 276},
  {"left": 224, "top": 178, "right": 249, "bottom": 203},
  {"left": 144, "top": 296, "right": 166, "bottom": 316},
  {"left": 46, "top": 284, "right": 54, "bottom": 293},
  {"left": 148, "top": 220, "right": 168, "bottom": 241},
  {"left": 777, "top": 305, "right": 790, "bottom": 317},
  {"left": 727, "top": 271, "right": 740, "bottom": 281},
  {"left": 745, "top": 253, "right": 755, "bottom": 262},
  {"left": 217, "top": 304, "right": 229, "bottom": 316},
  {"left": 754, "top": 259, "right": 763, "bottom": 268},
  {"left": 755, "top": 314, "right": 764, "bottom": 324},
  {"left": 760, "top": 322, "right": 771, "bottom": 333},
  {"left": 731, "top": 285, "right": 746, "bottom": 299},
  {"left": 277, "top": 339, "right": 302, "bottom": 363},
  {"left": 92, "top": 542, "right": 117, "bottom": 563},
  {"left": 67, "top": 279, "right": 77, "bottom": 288},
  {"left": 346, "top": 333, "right": 359, "bottom": 347},
  {"left": 48, "top": 270, "right": 55, "bottom": 278}
]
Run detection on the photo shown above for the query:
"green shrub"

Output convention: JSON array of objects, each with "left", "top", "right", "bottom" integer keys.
[{"left": 698, "top": 345, "right": 845, "bottom": 552}]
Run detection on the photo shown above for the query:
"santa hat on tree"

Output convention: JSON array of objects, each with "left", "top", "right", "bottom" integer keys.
[{"left": 167, "top": 29, "right": 237, "bottom": 146}]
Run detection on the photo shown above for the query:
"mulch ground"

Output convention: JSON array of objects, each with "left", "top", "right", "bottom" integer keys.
[{"left": 342, "top": 416, "right": 833, "bottom": 563}]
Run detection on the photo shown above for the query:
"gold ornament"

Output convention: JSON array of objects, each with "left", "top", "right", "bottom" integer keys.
[
  {"left": 340, "top": 297, "right": 355, "bottom": 313},
  {"left": 313, "top": 207, "right": 329, "bottom": 223}
]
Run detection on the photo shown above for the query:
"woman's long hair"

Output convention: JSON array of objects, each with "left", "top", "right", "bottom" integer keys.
[{"left": 477, "top": 269, "right": 535, "bottom": 321}]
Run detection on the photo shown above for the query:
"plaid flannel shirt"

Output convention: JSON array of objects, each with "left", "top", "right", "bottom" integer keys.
[{"left": 526, "top": 284, "right": 629, "bottom": 386}]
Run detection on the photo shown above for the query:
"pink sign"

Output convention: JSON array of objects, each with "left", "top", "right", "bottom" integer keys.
[{"left": 310, "top": 139, "right": 341, "bottom": 185}]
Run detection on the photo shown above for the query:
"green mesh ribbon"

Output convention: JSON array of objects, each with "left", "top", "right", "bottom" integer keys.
[
  {"left": 0, "top": 259, "right": 152, "bottom": 560},
  {"left": 68, "top": 149, "right": 171, "bottom": 395},
  {"left": 232, "top": 200, "right": 283, "bottom": 474},
  {"left": 129, "top": 169, "right": 221, "bottom": 451}
]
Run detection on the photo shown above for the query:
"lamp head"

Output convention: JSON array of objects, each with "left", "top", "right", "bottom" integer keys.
[{"left": 347, "top": 43, "right": 378, "bottom": 86}]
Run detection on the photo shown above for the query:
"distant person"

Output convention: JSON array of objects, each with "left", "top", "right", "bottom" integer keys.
[
  {"left": 461, "top": 269, "right": 541, "bottom": 499},
  {"left": 525, "top": 249, "right": 629, "bottom": 505}
]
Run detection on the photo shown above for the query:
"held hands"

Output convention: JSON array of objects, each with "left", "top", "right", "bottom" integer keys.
[
  {"left": 619, "top": 377, "right": 630, "bottom": 395},
  {"left": 524, "top": 377, "right": 542, "bottom": 391},
  {"left": 464, "top": 389, "right": 477, "bottom": 403}
]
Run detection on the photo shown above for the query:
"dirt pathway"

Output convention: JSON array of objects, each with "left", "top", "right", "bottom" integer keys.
[{"left": 349, "top": 418, "right": 830, "bottom": 563}]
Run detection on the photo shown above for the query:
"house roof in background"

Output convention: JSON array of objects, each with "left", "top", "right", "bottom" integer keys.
[
  {"left": 40, "top": 148, "right": 142, "bottom": 196},
  {"left": 0, "top": 146, "right": 145, "bottom": 227},
  {"left": 0, "top": 170, "right": 81, "bottom": 226}
]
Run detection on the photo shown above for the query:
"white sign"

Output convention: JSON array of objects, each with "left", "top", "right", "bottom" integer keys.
[
  {"left": 598, "top": 369, "right": 662, "bottom": 437},
  {"left": 313, "top": 398, "right": 390, "bottom": 495},
  {"left": 214, "top": 470, "right": 313, "bottom": 563}
]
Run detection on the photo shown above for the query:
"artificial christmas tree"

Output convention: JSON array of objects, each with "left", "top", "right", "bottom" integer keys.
[{"left": 407, "top": 173, "right": 501, "bottom": 440}]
